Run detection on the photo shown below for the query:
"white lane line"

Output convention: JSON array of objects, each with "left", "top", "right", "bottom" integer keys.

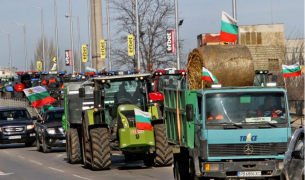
[
  {"left": 48, "top": 167, "right": 64, "bottom": 173},
  {"left": 0, "top": 171, "right": 13, "bottom": 176},
  {"left": 18, "top": 156, "right": 25, "bottom": 159},
  {"left": 73, "top": 174, "right": 92, "bottom": 180},
  {"left": 29, "top": 160, "right": 43, "bottom": 165},
  {"left": 56, "top": 154, "right": 64, "bottom": 157}
]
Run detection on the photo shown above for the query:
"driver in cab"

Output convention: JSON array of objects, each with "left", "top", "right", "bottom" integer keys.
[
  {"left": 257, "top": 96, "right": 283, "bottom": 117},
  {"left": 114, "top": 83, "right": 132, "bottom": 104}
]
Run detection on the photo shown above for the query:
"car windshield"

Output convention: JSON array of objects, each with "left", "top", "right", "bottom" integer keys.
[
  {"left": 46, "top": 110, "right": 64, "bottom": 123},
  {"left": 0, "top": 110, "right": 31, "bottom": 121},
  {"left": 157, "top": 74, "right": 185, "bottom": 92},
  {"left": 104, "top": 79, "right": 147, "bottom": 124},
  {"left": 205, "top": 92, "right": 287, "bottom": 125}
]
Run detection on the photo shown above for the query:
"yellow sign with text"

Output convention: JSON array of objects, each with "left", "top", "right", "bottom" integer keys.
[
  {"left": 82, "top": 44, "right": 88, "bottom": 62},
  {"left": 127, "top": 35, "right": 134, "bottom": 56},
  {"left": 52, "top": 57, "right": 57, "bottom": 63},
  {"left": 37, "top": 61, "right": 42, "bottom": 71},
  {"left": 100, "top": 40, "right": 106, "bottom": 58}
]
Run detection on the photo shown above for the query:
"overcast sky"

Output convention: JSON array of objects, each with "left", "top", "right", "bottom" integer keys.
[{"left": 0, "top": 0, "right": 303, "bottom": 72}]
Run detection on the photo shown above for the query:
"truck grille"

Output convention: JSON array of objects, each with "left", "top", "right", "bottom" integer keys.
[{"left": 208, "top": 143, "right": 287, "bottom": 157}]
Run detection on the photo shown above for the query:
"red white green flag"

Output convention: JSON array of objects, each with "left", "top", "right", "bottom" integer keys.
[
  {"left": 134, "top": 108, "right": 153, "bottom": 131},
  {"left": 23, "top": 86, "right": 57, "bottom": 108},
  {"left": 282, "top": 62, "right": 302, "bottom": 77},
  {"left": 220, "top": 11, "right": 238, "bottom": 42},
  {"left": 202, "top": 67, "right": 220, "bottom": 84}
]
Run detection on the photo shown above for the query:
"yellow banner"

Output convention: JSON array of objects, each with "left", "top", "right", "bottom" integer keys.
[
  {"left": 82, "top": 44, "right": 88, "bottom": 62},
  {"left": 52, "top": 57, "right": 57, "bottom": 63},
  {"left": 127, "top": 35, "right": 134, "bottom": 56},
  {"left": 100, "top": 40, "right": 106, "bottom": 58},
  {"left": 37, "top": 61, "right": 42, "bottom": 71}
]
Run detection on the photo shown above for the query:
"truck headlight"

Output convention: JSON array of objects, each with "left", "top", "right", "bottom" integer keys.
[
  {"left": 47, "top": 128, "right": 56, "bottom": 134},
  {"left": 26, "top": 125, "right": 34, "bottom": 130}
]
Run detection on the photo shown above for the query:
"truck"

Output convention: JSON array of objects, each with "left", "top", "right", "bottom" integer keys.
[
  {"left": 14, "top": 71, "right": 40, "bottom": 99},
  {"left": 63, "top": 71, "right": 173, "bottom": 170},
  {"left": 168, "top": 45, "right": 291, "bottom": 180}
]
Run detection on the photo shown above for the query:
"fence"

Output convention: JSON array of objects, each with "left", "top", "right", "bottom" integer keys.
[{"left": 0, "top": 98, "right": 38, "bottom": 117}]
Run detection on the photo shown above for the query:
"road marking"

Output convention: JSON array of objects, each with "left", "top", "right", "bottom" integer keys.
[
  {"left": 73, "top": 174, "right": 92, "bottom": 180},
  {"left": 56, "top": 154, "right": 64, "bottom": 157},
  {"left": 18, "top": 156, "right": 25, "bottom": 159},
  {"left": 29, "top": 160, "right": 42, "bottom": 165},
  {"left": 0, "top": 171, "right": 13, "bottom": 176},
  {"left": 48, "top": 167, "right": 64, "bottom": 173}
]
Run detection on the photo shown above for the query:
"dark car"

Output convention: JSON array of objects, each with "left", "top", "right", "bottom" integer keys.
[
  {"left": 36, "top": 107, "right": 65, "bottom": 153},
  {"left": 0, "top": 107, "right": 36, "bottom": 147},
  {"left": 281, "top": 127, "right": 304, "bottom": 180}
]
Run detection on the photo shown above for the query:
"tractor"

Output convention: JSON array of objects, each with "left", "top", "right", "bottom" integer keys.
[
  {"left": 0, "top": 76, "right": 16, "bottom": 98},
  {"left": 14, "top": 71, "right": 40, "bottom": 99}
]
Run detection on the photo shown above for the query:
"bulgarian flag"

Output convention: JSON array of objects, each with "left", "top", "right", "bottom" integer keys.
[
  {"left": 23, "top": 86, "right": 57, "bottom": 108},
  {"left": 134, "top": 108, "right": 153, "bottom": 131},
  {"left": 282, "top": 62, "right": 302, "bottom": 77},
  {"left": 86, "top": 67, "right": 96, "bottom": 72},
  {"left": 202, "top": 67, "right": 220, "bottom": 84},
  {"left": 220, "top": 11, "right": 238, "bottom": 42}
]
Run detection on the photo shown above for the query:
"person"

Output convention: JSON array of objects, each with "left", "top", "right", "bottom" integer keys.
[
  {"left": 167, "top": 79, "right": 176, "bottom": 88},
  {"left": 48, "top": 76, "right": 57, "bottom": 86},
  {"left": 42, "top": 77, "right": 47, "bottom": 86},
  {"left": 114, "top": 83, "right": 132, "bottom": 104},
  {"left": 207, "top": 107, "right": 223, "bottom": 120},
  {"left": 257, "top": 96, "right": 282, "bottom": 117},
  {"left": 132, "top": 85, "right": 144, "bottom": 104}
]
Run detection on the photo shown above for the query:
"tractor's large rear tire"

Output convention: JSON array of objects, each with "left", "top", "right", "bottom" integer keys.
[
  {"left": 14, "top": 91, "right": 23, "bottom": 99},
  {"left": 82, "top": 120, "right": 92, "bottom": 168},
  {"left": 90, "top": 128, "right": 111, "bottom": 170},
  {"left": 154, "top": 124, "right": 173, "bottom": 166},
  {"left": 70, "top": 128, "right": 82, "bottom": 164}
]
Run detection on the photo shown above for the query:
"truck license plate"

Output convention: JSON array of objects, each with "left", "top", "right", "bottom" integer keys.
[
  {"left": 62, "top": 140, "right": 66, "bottom": 143},
  {"left": 8, "top": 135, "right": 21, "bottom": 139},
  {"left": 238, "top": 171, "right": 261, "bottom": 177}
]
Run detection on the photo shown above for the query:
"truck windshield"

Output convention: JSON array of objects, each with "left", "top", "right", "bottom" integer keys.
[
  {"left": 205, "top": 92, "right": 287, "bottom": 125},
  {"left": 157, "top": 75, "right": 185, "bottom": 92},
  {"left": 0, "top": 110, "right": 31, "bottom": 121},
  {"left": 46, "top": 110, "right": 64, "bottom": 123}
]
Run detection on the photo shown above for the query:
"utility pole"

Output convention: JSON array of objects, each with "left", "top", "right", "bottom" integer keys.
[
  {"left": 87, "top": 0, "right": 92, "bottom": 68},
  {"left": 13, "top": 23, "right": 27, "bottom": 71},
  {"left": 69, "top": 0, "right": 74, "bottom": 73},
  {"left": 54, "top": 0, "right": 59, "bottom": 66},
  {"left": 232, "top": 0, "right": 237, "bottom": 20},
  {"left": 135, "top": 0, "right": 140, "bottom": 71},
  {"left": 107, "top": 0, "right": 111, "bottom": 71},
  {"left": 174, "top": 0, "right": 180, "bottom": 69}
]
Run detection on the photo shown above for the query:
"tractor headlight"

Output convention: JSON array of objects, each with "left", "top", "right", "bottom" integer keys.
[
  {"left": 26, "top": 125, "right": 34, "bottom": 130},
  {"left": 47, "top": 128, "right": 56, "bottom": 134}
]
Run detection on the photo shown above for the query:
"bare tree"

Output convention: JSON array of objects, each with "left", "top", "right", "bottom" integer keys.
[
  {"left": 111, "top": 0, "right": 184, "bottom": 72},
  {"left": 30, "top": 60, "right": 35, "bottom": 71}
]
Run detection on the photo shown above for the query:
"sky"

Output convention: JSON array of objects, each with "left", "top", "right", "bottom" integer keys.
[{"left": 0, "top": 0, "right": 303, "bottom": 73}]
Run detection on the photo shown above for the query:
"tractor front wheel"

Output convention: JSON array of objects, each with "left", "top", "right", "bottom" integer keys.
[{"left": 154, "top": 124, "right": 173, "bottom": 166}]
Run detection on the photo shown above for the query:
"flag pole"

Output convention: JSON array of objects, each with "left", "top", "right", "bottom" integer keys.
[{"left": 283, "top": 77, "right": 287, "bottom": 91}]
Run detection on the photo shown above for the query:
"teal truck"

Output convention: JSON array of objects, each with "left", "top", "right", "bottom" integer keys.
[
  {"left": 166, "top": 85, "right": 291, "bottom": 180},
  {"left": 63, "top": 71, "right": 172, "bottom": 170}
]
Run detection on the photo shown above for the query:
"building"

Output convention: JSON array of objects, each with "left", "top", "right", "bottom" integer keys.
[
  {"left": 0, "top": 66, "right": 15, "bottom": 77},
  {"left": 197, "top": 33, "right": 232, "bottom": 47}
]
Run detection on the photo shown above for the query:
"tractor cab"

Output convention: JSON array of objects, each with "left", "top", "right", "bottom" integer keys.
[
  {"left": 40, "top": 71, "right": 64, "bottom": 89},
  {"left": 0, "top": 76, "right": 15, "bottom": 98}
]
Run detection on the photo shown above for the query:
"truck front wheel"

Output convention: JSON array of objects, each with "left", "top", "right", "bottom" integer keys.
[
  {"left": 90, "top": 128, "right": 111, "bottom": 170},
  {"left": 154, "top": 124, "right": 173, "bottom": 166}
]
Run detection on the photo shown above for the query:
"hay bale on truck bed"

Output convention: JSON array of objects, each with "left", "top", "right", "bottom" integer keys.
[{"left": 187, "top": 45, "right": 255, "bottom": 90}]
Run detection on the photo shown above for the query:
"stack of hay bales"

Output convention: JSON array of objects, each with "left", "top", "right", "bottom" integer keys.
[{"left": 187, "top": 45, "right": 255, "bottom": 90}]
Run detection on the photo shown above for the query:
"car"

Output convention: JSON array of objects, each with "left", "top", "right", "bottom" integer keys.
[
  {"left": 35, "top": 106, "right": 65, "bottom": 153},
  {"left": 0, "top": 107, "right": 36, "bottom": 147},
  {"left": 281, "top": 127, "right": 304, "bottom": 180}
]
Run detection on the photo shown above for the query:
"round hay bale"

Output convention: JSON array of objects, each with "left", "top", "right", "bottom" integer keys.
[{"left": 187, "top": 45, "right": 255, "bottom": 90}]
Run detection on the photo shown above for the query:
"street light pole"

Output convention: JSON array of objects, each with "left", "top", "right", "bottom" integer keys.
[
  {"left": 0, "top": 31, "right": 12, "bottom": 76},
  {"left": 135, "top": 0, "right": 140, "bottom": 71},
  {"left": 30, "top": 6, "right": 45, "bottom": 71},
  {"left": 54, "top": 0, "right": 59, "bottom": 64},
  {"left": 174, "top": 0, "right": 180, "bottom": 69},
  {"left": 13, "top": 23, "right": 28, "bottom": 71},
  {"left": 69, "top": 0, "right": 74, "bottom": 73},
  {"left": 87, "top": 0, "right": 92, "bottom": 68},
  {"left": 107, "top": 0, "right": 111, "bottom": 71}
]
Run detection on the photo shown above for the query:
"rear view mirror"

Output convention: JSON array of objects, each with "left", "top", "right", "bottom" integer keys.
[
  {"left": 186, "top": 104, "right": 194, "bottom": 122},
  {"left": 291, "top": 150, "right": 303, "bottom": 159},
  {"left": 79, "top": 88, "right": 85, "bottom": 98}
]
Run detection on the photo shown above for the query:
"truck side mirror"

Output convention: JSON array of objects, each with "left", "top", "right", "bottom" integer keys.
[
  {"left": 271, "top": 75, "right": 277, "bottom": 83},
  {"left": 186, "top": 104, "right": 194, "bottom": 122},
  {"left": 295, "top": 100, "right": 303, "bottom": 117},
  {"left": 79, "top": 88, "right": 85, "bottom": 98},
  {"left": 291, "top": 150, "right": 303, "bottom": 159}
]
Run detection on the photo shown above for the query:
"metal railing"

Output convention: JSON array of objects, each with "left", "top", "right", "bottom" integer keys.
[{"left": 0, "top": 98, "right": 38, "bottom": 116}]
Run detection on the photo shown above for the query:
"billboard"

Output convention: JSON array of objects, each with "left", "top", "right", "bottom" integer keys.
[
  {"left": 37, "top": 61, "right": 42, "bottom": 71},
  {"left": 166, "top": 30, "right": 175, "bottom": 54},
  {"left": 65, "top": 50, "right": 72, "bottom": 66},
  {"left": 127, "top": 34, "right": 134, "bottom": 56},
  {"left": 100, "top": 40, "right": 106, "bottom": 58},
  {"left": 82, "top": 45, "right": 88, "bottom": 62}
]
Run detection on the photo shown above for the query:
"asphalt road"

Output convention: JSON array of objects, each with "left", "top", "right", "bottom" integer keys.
[{"left": 0, "top": 144, "right": 174, "bottom": 180}]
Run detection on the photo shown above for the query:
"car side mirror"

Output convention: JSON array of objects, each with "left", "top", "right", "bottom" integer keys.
[
  {"left": 291, "top": 150, "right": 303, "bottom": 159},
  {"left": 32, "top": 116, "right": 38, "bottom": 120},
  {"left": 79, "top": 88, "right": 85, "bottom": 98},
  {"left": 186, "top": 104, "right": 194, "bottom": 122}
]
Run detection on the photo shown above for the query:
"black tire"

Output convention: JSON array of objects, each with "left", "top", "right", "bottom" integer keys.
[
  {"left": 42, "top": 137, "right": 51, "bottom": 153},
  {"left": 36, "top": 137, "right": 43, "bottom": 152},
  {"left": 82, "top": 120, "right": 92, "bottom": 168},
  {"left": 14, "top": 91, "right": 23, "bottom": 99},
  {"left": 90, "top": 128, "right": 111, "bottom": 170},
  {"left": 143, "top": 153, "right": 155, "bottom": 166},
  {"left": 66, "top": 129, "right": 71, "bottom": 163},
  {"left": 70, "top": 128, "right": 82, "bottom": 164},
  {"left": 173, "top": 150, "right": 191, "bottom": 180},
  {"left": 124, "top": 154, "right": 134, "bottom": 161},
  {"left": 154, "top": 124, "right": 173, "bottom": 166},
  {"left": 5, "top": 92, "right": 12, "bottom": 99}
]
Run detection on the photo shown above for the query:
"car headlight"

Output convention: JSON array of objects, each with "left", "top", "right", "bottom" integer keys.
[
  {"left": 47, "top": 128, "right": 56, "bottom": 134},
  {"left": 26, "top": 125, "right": 34, "bottom": 130}
]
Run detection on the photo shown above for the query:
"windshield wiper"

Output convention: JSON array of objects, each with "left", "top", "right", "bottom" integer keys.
[
  {"left": 220, "top": 122, "right": 242, "bottom": 128},
  {"left": 260, "top": 122, "right": 277, "bottom": 128}
]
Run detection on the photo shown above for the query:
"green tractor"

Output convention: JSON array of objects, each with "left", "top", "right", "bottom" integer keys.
[{"left": 63, "top": 71, "right": 173, "bottom": 170}]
